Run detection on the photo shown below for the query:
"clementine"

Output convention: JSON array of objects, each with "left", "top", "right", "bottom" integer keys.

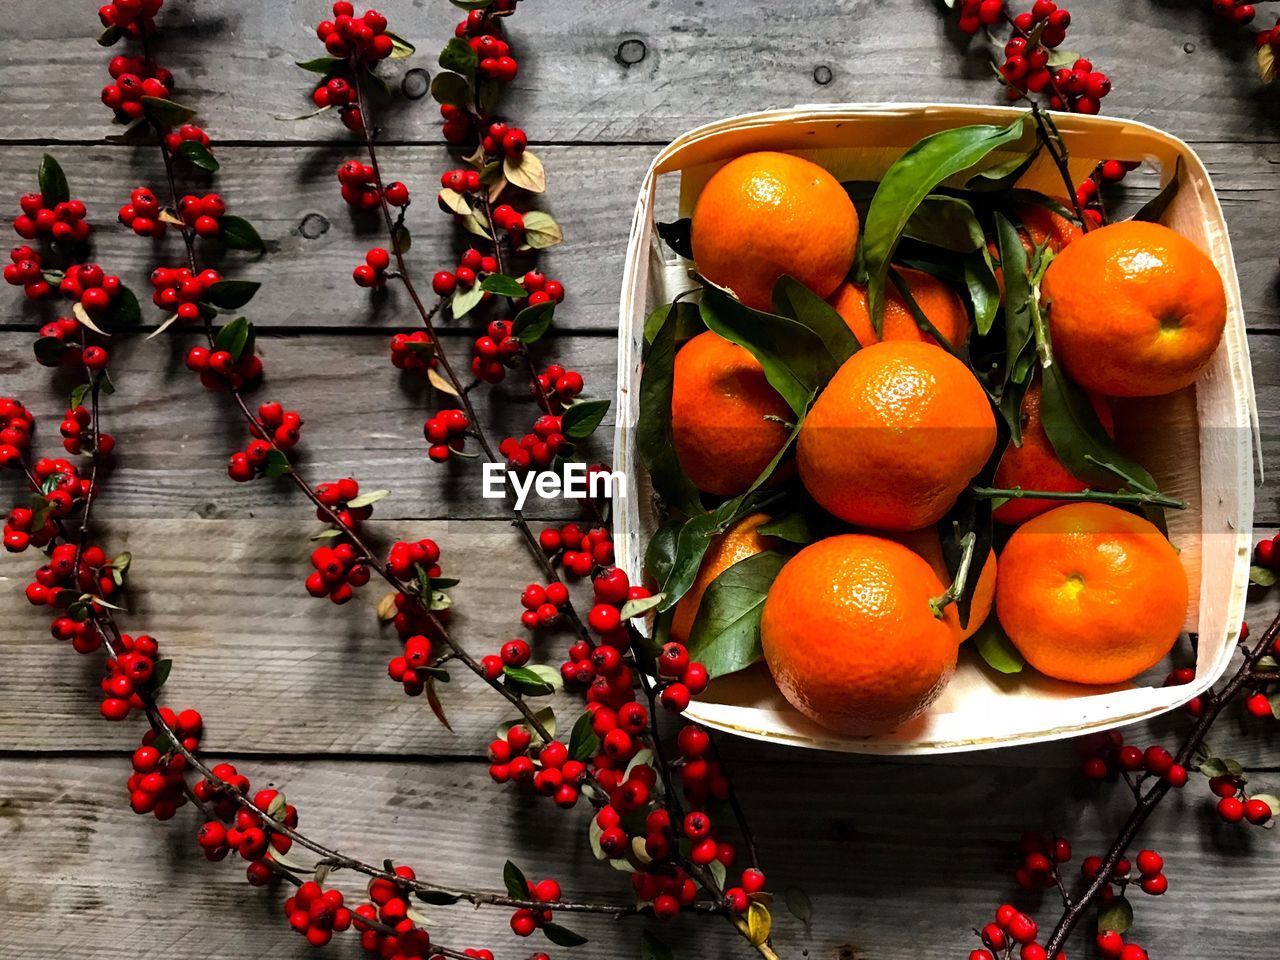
[
  {"left": 797, "top": 341, "right": 996, "bottom": 530},
  {"left": 670, "top": 331, "right": 792, "bottom": 497},
  {"left": 1041, "top": 220, "right": 1227, "bottom": 397},
  {"left": 995, "top": 503, "right": 1188, "bottom": 685},
  {"left": 829, "top": 267, "right": 969, "bottom": 350},
  {"left": 760, "top": 534, "right": 961, "bottom": 734},
  {"left": 883, "top": 527, "right": 997, "bottom": 640},
  {"left": 690, "top": 151, "right": 859, "bottom": 312},
  {"left": 992, "top": 381, "right": 1114, "bottom": 526},
  {"left": 1017, "top": 202, "right": 1082, "bottom": 253},
  {"left": 670, "top": 513, "right": 777, "bottom": 645}
]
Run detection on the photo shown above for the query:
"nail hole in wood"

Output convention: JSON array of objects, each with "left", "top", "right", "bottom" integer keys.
[
  {"left": 402, "top": 67, "right": 430, "bottom": 99},
  {"left": 813, "top": 65, "right": 833, "bottom": 85},
  {"left": 616, "top": 39, "right": 647, "bottom": 67},
  {"left": 299, "top": 213, "right": 330, "bottom": 240}
]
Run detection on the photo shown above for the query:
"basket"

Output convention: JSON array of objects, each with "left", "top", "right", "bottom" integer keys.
[{"left": 612, "top": 103, "right": 1256, "bottom": 754}]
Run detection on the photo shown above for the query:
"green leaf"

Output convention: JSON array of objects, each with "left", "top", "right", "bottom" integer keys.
[
  {"left": 98, "top": 24, "right": 123, "bottom": 47},
  {"left": 296, "top": 56, "right": 342, "bottom": 74},
  {"left": 972, "top": 616, "right": 1025, "bottom": 674},
  {"left": 863, "top": 116, "right": 1027, "bottom": 333},
  {"left": 512, "top": 300, "right": 555, "bottom": 343},
  {"left": 140, "top": 96, "right": 197, "bottom": 127},
  {"left": 214, "top": 317, "right": 252, "bottom": 360},
  {"left": 431, "top": 71, "right": 472, "bottom": 108},
  {"left": 568, "top": 711, "right": 599, "bottom": 762},
  {"left": 177, "top": 140, "right": 219, "bottom": 173},
  {"left": 784, "top": 887, "right": 813, "bottom": 924},
  {"left": 69, "top": 381, "right": 92, "bottom": 410},
  {"left": 1097, "top": 897, "right": 1133, "bottom": 936},
  {"left": 687, "top": 551, "right": 788, "bottom": 678},
  {"left": 757, "top": 512, "right": 811, "bottom": 544},
  {"left": 770, "top": 275, "right": 860, "bottom": 364},
  {"left": 386, "top": 30, "right": 416, "bottom": 60},
  {"left": 263, "top": 450, "right": 292, "bottom": 478},
  {"left": 520, "top": 211, "right": 564, "bottom": 250},
  {"left": 38, "top": 154, "right": 69, "bottom": 206},
  {"left": 620, "top": 592, "right": 665, "bottom": 620},
  {"left": 699, "top": 285, "right": 833, "bottom": 417},
  {"left": 478, "top": 77, "right": 503, "bottom": 115},
  {"left": 103, "top": 284, "right": 142, "bottom": 331},
  {"left": 503, "top": 860, "right": 531, "bottom": 899},
  {"left": 543, "top": 923, "right": 588, "bottom": 948},
  {"left": 657, "top": 219, "right": 694, "bottom": 260},
  {"left": 965, "top": 138, "right": 1042, "bottom": 193},
  {"left": 439, "top": 37, "right": 478, "bottom": 79},
  {"left": 964, "top": 249, "right": 1001, "bottom": 336},
  {"left": 480, "top": 273, "right": 527, "bottom": 298},
  {"left": 1249, "top": 565, "right": 1278, "bottom": 587},
  {"left": 150, "top": 658, "right": 173, "bottom": 691},
  {"left": 416, "top": 889, "right": 462, "bottom": 905},
  {"left": 220, "top": 215, "right": 265, "bottom": 252},
  {"left": 995, "top": 211, "right": 1037, "bottom": 393},
  {"left": 346, "top": 489, "right": 389, "bottom": 509},
  {"left": 451, "top": 285, "right": 486, "bottom": 319},
  {"left": 562, "top": 399, "right": 610, "bottom": 440},
  {"left": 1040, "top": 359, "right": 1161, "bottom": 495},
  {"left": 202, "top": 280, "right": 260, "bottom": 310},
  {"left": 639, "top": 302, "right": 706, "bottom": 517},
  {"left": 1132, "top": 157, "right": 1182, "bottom": 225},
  {"left": 503, "top": 665, "right": 556, "bottom": 697},
  {"left": 903, "top": 195, "right": 986, "bottom": 253},
  {"left": 33, "top": 336, "right": 66, "bottom": 366},
  {"left": 640, "top": 930, "right": 674, "bottom": 960}
]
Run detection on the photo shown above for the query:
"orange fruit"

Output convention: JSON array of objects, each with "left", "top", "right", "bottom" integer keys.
[
  {"left": 797, "top": 341, "right": 997, "bottom": 530},
  {"left": 690, "top": 151, "right": 859, "bottom": 312},
  {"left": 992, "top": 381, "right": 1114, "bottom": 526},
  {"left": 995, "top": 503, "right": 1188, "bottom": 685},
  {"left": 882, "top": 527, "right": 997, "bottom": 641},
  {"left": 671, "top": 331, "right": 792, "bottom": 497},
  {"left": 1017, "top": 202, "right": 1082, "bottom": 253},
  {"left": 760, "top": 534, "right": 961, "bottom": 734},
  {"left": 1041, "top": 220, "right": 1227, "bottom": 397},
  {"left": 670, "top": 513, "right": 777, "bottom": 645},
  {"left": 829, "top": 267, "right": 969, "bottom": 350}
]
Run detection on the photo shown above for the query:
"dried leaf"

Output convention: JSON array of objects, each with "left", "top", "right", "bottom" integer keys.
[
  {"left": 426, "top": 367, "right": 460, "bottom": 397},
  {"left": 746, "top": 903, "right": 772, "bottom": 946},
  {"left": 438, "top": 187, "right": 472, "bottom": 216},
  {"left": 504, "top": 150, "right": 546, "bottom": 194},
  {"left": 376, "top": 593, "right": 399, "bottom": 622},
  {"left": 425, "top": 678, "right": 453, "bottom": 731},
  {"left": 72, "top": 302, "right": 110, "bottom": 337}
]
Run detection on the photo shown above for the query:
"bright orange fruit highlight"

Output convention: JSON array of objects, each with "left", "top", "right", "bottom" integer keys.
[
  {"left": 829, "top": 267, "right": 969, "bottom": 350},
  {"left": 670, "top": 513, "right": 777, "bottom": 645}
]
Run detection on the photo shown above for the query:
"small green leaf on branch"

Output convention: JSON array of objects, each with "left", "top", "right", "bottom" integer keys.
[{"left": 141, "top": 96, "right": 197, "bottom": 127}]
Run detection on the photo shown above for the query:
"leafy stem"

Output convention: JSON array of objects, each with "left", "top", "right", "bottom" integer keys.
[{"left": 969, "top": 485, "right": 1186, "bottom": 510}]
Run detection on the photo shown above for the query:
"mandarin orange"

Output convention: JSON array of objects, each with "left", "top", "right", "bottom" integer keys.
[
  {"left": 797, "top": 341, "right": 996, "bottom": 530},
  {"left": 670, "top": 331, "right": 792, "bottom": 497},
  {"left": 670, "top": 513, "right": 778, "bottom": 645},
  {"left": 690, "top": 151, "right": 858, "bottom": 312},
  {"left": 882, "top": 527, "right": 997, "bottom": 640},
  {"left": 995, "top": 503, "right": 1188, "bottom": 685},
  {"left": 1041, "top": 220, "right": 1226, "bottom": 397},
  {"left": 829, "top": 267, "right": 969, "bottom": 350},
  {"left": 760, "top": 534, "right": 961, "bottom": 734}
]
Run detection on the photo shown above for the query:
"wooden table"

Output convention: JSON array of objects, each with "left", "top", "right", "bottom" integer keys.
[{"left": 2, "top": 2, "right": 1277, "bottom": 957}]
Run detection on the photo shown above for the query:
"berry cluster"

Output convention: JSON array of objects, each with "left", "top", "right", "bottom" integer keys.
[
  {"left": 1254, "top": 531, "right": 1280, "bottom": 569},
  {"left": 98, "top": 0, "right": 163, "bottom": 35},
  {"left": 313, "top": 477, "right": 374, "bottom": 529},
  {"left": 385, "top": 537, "right": 442, "bottom": 581},
  {"left": 530, "top": 363, "right": 584, "bottom": 411},
  {"left": 655, "top": 640, "right": 710, "bottom": 712},
  {"left": 487, "top": 718, "right": 587, "bottom": 808},
  {"left": 471, "top": 319, "right": 521, "bottom": 383},
  {"left": 517, "top": 581, "right": 570, "bottom": 630},
  {"left": 311, "top": 76, "right": 363, "bottom": 131},
  {"left": 389, "top": 330, "right": 439, "bottom": 375},
  {"left": 337, "top": 160, "right": 409, "bottom": 210},
  {"left": 304, "top": 542, "right": 371, "bottom": 605},
  {"left": 61, "top": 263, "right": 124, "bottom": 313},
  {"left": 4, "top": 246, "right": 52, "bottom": 300},
  {"left": 119, "top": 186, "right": 167, "bottom": 237},
  {"left": 972, "top": 903, "right": 1053, "bottom": 960},
  {"left": 1212, "top": 0, "right": 1257, "bottom": 24},
  {"left": 101, "top": 54, "right": 174, "bottom": 122},
  {"left": 520, "top": 270, "right": 566, "bottom": 309},
  {"left": 227, "top": 413, "right": 300, "bottom": 482},
  {"left": 177, "top": 193, "right": 227, "bottom": 237},
  {"left": 1207, "top": 767, "right": 1276, "bottom": 824},
  {"left": 127, "top": 708, "right": 204, "bottom": 820},
  {"left": 353, "top": 247, "right": 390, "bottom": 288},
  {"left": 539, "top": 523, "right": 615, "bottom": 579},
  {"left": 50, "top": 607, "right": 104, "bottom": 654},
  {"left": 480, "top": 120, "right": 529, "bottom": 159},
  {"left": 498, "top": 414, "right": 567, "bottom": 472},
  {"left": 196, "top": 772, "right": 299, "bottom": 886},
  {"left": 100, "top": 631, "right": 161, "bottom": 721},
  {"left": 24, "top": 538, "right": 114, "bottom": 607},
  {"left": 164, "top": 123, "right": 213, "bottom": 157},
  {"left": 1011, "top": 832, "right": 1071, "bottom": 892},
  {"left": 60, "top": 404, "right": 115, "bottom": 455},
  {"left": 509, "top": 878, "right": 561, "bottom": 937},
  {"left": 33, "top": 315, "right": 86, "bottom": 366},
  {"left": 4, "top": 504, "right": 56, "bottom": 554},
  {"left": 997, "top": 38, "right": 1109, "bottom": 116},
  {"left": 1079, "top": 732, "right": 1189, "bottom": 787},
  {"left": 29, "top": 458, "right": 96, "bottom": 521},
  {"left": 423, "top": 408, "right": 470, "bottom": 463},
  {"left": 0, "top": 397, "right": 35, "bottom": 469},
  {"left": 431, "top": 247, "right": 500, "bottom": 297},
  {"left": 355, "top": 866, "right": 433, "bottom": 958},
  {"left": 185, "top": 342, "right": 264, "bottom": 391},
  {"left": 285, "top": 881, "right": 353, "bottom": 948},
  {"left": 1073, "top": 159, "right": 1140, "bottom": 228},
  {"left": 315, "top": 3, "right": 395, "bottom": 63},
  {"left": 386, "top": 633, "right": 434, "bottom": 695},
  {"left": 150, "top": 265, "right": 223, "bottom": 320},
  {"left": 14, "top": 192, "right": 90, "bottom": 244},
  {"left": 1095, "top": 932, "right": 1149, "bottom": 960}
]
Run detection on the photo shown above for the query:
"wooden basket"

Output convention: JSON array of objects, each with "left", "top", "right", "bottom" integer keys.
[{"left": 612, "top": 104, "right": 1256, "bottom": 754}]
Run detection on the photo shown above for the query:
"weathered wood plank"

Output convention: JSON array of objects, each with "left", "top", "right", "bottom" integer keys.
[
  {"left": 3, "top": 0, "right": 1279, "bottom": 145},
  {"left": 2, "top": 518, "right": 1276, "bottom": 765},
  {"left": 0, "top": 142, "right": 1276, "bottom": 333},
  {"left": 0, "top": 331, "right": 617, "bottom": 520},
  {"left": 6, "top": 755, "right": 1280, "bottom": 960},
  {"left": 3, "top": 329, "right": 1276, "bottom": 523}
]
